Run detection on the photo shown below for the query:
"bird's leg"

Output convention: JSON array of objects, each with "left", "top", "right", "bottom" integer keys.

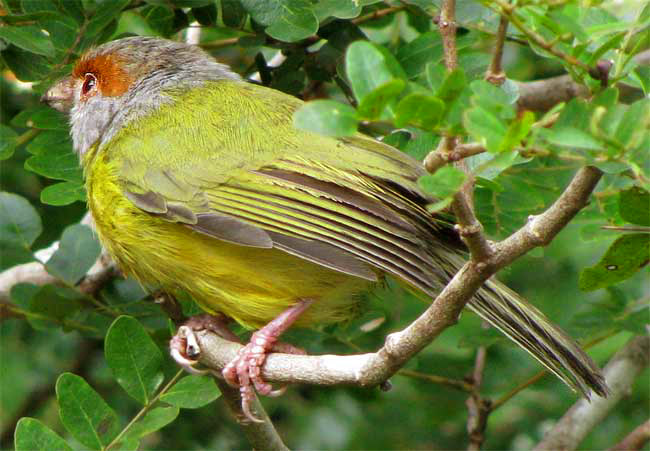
[
  {"left": 223, "top": 298, "right": 315, "bottom": 422},
  {"left": 170, "top": 313, "right": 241, "bottom": 374}
]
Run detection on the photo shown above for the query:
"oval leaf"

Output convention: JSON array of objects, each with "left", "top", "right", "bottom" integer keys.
[
  {"left": 105, "top": 316, "right": 164, "bottom": 404},
  {"left": 0, "top": 192, "right": 42, "bottom": 270},
  {"left": 346, "top": 41, "right": 404, "bottom": 103},
  {"left": 45, "top": 224, "right": 101, "bottom": 285},
  {"left": 293, "top": 100, "right": 359, "bottom": 137},
  {"left": 579, "top": 234, "right": 650, "bottom": 291},
  {"left": 160, "top": 375, "right": 221, "bottom": 409},
  {"left": 56, "top": 373, "right": 120, "bottom": 450},
  {"left": 15, "top": 418, "right": 72, "bottom": 451}
]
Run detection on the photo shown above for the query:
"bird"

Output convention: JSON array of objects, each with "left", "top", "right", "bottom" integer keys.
[{"left": 42, "top": 36, "right": 607, "bottom": 421}]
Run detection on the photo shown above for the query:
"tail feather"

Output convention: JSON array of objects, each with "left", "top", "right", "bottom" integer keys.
[{"left": 436, "top": 250, "right": 609, "bottom": 398}]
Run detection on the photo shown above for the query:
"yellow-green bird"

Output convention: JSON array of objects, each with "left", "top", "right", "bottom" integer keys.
[{"left": 43, "top": 36, "right": 606, "bottom": 420}]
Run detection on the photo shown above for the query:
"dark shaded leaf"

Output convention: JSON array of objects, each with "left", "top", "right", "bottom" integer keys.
[
  {"left": 0, "top": 25, "right": 55, "bottom": 57},
  {"left": 619, "top": 186, "right": 650, "bottom": 226},
  {"left": 56, "top": 373, "right": 120, "bottom": 450},
  {"left": 105, "top": 316, "right": 165, "bottom": 404},
  {"left": 579, "top": 234, "right": 650, "bottom": 291},
  {"left": 45, "top": 224, "right": 101, "bottom": 285},
  {"left": 0, "top": 192, "right": 42, "bottom": 270}
]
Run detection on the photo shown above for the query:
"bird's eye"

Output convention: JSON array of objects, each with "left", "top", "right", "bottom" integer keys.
[{"left": 82, "top": 73, "right": 97, "bottom": 96}]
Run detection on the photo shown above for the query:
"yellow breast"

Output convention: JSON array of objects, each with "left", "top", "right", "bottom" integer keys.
[{"left": 83, "top": 149, "right": 373, "bottom": 329}]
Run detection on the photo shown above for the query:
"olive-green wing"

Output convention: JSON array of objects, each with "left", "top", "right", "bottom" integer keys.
[{"left": 117, "top": 139, "right": 453, "bottom": 293}]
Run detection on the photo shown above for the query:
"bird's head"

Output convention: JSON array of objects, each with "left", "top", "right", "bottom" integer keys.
[{"left": 42, "top": 36, "right": 240, "bottom": 156}]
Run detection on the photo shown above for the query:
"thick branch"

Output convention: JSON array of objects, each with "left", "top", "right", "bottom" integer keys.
[
  {"left": 214, "top": 379, "right": 289, "bottom": 451},
  {"left": 493, "top": 166, "right": 603, "bottom": 268},
  {"left": 534, "top": 335, "right": 650, "bottom": 451},
  {"left": 517, "top": 49, "right": 650, "bottom": 112}
]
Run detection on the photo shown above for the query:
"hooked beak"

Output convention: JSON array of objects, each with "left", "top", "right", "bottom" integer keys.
[{"left": 41, "top": 76, "right": 75, "bottom": 113}]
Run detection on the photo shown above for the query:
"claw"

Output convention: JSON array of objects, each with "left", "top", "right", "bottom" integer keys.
[{"left": 169, "top": 325, "right": 209, "bottom": 375}]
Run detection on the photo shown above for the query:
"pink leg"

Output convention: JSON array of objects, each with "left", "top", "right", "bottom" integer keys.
[{"left": 222, "top": 299, "right": 315, "bottom": 422}]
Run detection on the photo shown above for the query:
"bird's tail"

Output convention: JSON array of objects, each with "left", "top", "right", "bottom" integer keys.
[{"left": 435, "top": 249, "right": 609, "bottom": 398}]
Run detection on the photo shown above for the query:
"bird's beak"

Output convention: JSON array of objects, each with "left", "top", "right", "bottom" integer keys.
[{"left": 41, "top": 76, "right": 75, "bottom": 113}]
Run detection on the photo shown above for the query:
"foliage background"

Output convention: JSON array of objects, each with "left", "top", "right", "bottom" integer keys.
[{"left": 0, "top": 0, "right": 648, "bottom": 450}]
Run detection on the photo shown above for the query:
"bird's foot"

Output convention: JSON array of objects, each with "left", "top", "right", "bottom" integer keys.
[
  {"left": 223, "top": 299, "right": 314, "bottom": 422},
  {"left": 170, "top": 313, "right": 240, "bottom": 375}
]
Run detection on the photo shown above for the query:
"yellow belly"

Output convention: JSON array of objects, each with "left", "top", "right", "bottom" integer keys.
[{"left": 85, "top": 151, "right": 374, "bottom": 329}]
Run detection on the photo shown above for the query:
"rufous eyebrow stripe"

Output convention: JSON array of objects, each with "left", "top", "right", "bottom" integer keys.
[{"left": 72, "top": 53, "right": 133, "bottom": 97}]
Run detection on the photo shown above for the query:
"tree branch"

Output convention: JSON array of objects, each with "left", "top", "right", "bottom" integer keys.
[
  {"left": 534, "top": 335, "right": 650, "bottom": 451},
  {"left": 609, "top": 419, "right": 650, "bottom": 451},
  {"left": 214, "top": 379, "right": 289, "bottom": 451},
  {"left": 485, "top": 15, "right": 509, "bottom": 85},
  {"left": 517, "top": 49, "right": 650, "bottom": 112}
]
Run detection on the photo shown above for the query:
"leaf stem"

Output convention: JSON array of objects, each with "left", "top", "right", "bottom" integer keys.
[{"left": 104, "top": 370, "right": 184, "bottom": 451}]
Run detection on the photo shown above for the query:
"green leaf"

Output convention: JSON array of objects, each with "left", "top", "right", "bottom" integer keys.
[
  {"left": 464, "top": 107, "right": 506, "bottom": 153},
  {"left": 25, "top": 144, "right": 82, "bottom": 182},
  {"left": 500, "top": 111, "right": 535, "bottom": 152},
  {"left": 11, "top": 106, "right": 68, "bottom": 130},
  {"left": 85, "top": 0, "right": 130, "bottom": 37},
  {"left": 356, "top": 79, "right": 405, "bottom": 120},
  {"left": 56, "top": 373, "right": 120, "bottom": 450},
  {"left": 120, "top": 407, "right": 179, "bottom": 443},
  {"left": 0, "top": 25, "right": 55, "bottom": 57},
  {"left": 0, "top": 192, "right": 42, "bottom": 270},
  {"left": 160, "top": 375, "right": 221, "bottom": 408},
  {"left": 1, "top": 45, "right": 51, "bottom": 81},
  {"left": 631, "top": 66, "right": 650, "bottom": 96},
  {"left": 436, "top": 68, "right": 467, "bottom": 103},
  {"left": 313, "top": 0, "right": 362, "bottom": 21},
  {"left": 396, "top": 31, "right": 443, "bottom": 79},
  {"left": 394, "top": 94, "right": 444, "bottom": 129},
  {"left": 15, "top": 418, "right": 72, "bottom": 451},
  {"left": 241, "top": 0, "right": 318, "bottom": 42},
  {"left": 0, "top": 125, "right": 18, "bottom": 160},
  {"left": 615, "top": 99, "right": 650, "bottom": 150},
  {"left": 293, "top": 100, "right": 358, "bottom": 137},
  {"left": 346, "top": 41, "right": 404, "bottom": 103},
  {"left": 426, "top": 62, "right": 446, "bottom": 92},
  {"left": 105, "top": 316, "right": 164, "bottom": 404},
  {"left": 41, "top": 181, "right": 86, "bottom": 206},
  {"left": 542, "top": 127, "right": 605, "bottom": 150},
  {"left": 619, "top": 186, "right": 650, "bottom": 226},
  {"left": 469, "top": 79, "right": 516, "bottom": 120},
  {"left": 28, "top": 285, "right": 83, "bottom": 330},
  {"left": 579, "top": 234, "right": 650, "bottom": 291},
  {"left": 417, "top": 166, "right": 466, "bottom": 200},
  {"left": 45, "top": 224, "right": 101, "bottom": 285}
]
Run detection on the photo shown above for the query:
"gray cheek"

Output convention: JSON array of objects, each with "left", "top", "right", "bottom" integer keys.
[{"left": 70, "top": 96, "right": 121, "bottom": 157}]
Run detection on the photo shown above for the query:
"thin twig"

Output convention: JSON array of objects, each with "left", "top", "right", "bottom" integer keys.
[
  {"left": 486, "top": 15, "right": 509, "bottom": 85},
  {"left": 489, "top": 0, "right": 591, "bottom": 74},
  {"left": 398, "top": 369, "right": 473, "bottom": 392},
  {"left": 466, "top": 344, "right": 490, "bottom": 451}
]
